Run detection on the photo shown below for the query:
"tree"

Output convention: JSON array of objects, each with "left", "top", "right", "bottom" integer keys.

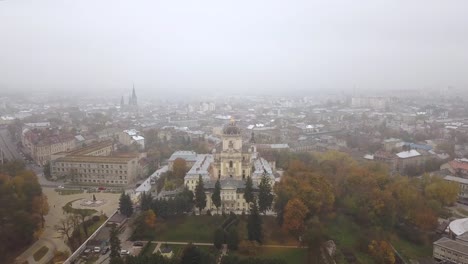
[
  {"left": 368, "top": 240, "right": 396, "bottom": 264},
  {"left": 43, "top": 162, "right": 51, "bottom": 179},
  {"left": 247, "top": 199, "right": 262, "bottom": 243},
  {"left": 282, "top": 198, "right": 309, "bottom": 237},
  {"left": 76, "top": 209, "right": 93, "bottom": 238},
  {"left": 213, "top": 228, "right": 225, "bottom": 249},
  {"left": 227, "top": 228, "right": 239, "bottom": 250},
  {"left": 258, "top": 175, "right": 274, "bottom": 214},
  {"left": 140, "top": 191, "right": 153, "bottom": 211},
  {"left": 119, "top": 192, "right": 133, "bottom": 217},
  {"left": 173, "top": 158, "right": 188, "bottom": 179},
  {"left": 32, "top": 194, "right": 49, "bottom": 228},
  {"left": 109, "top": 226, "right": 121, "bottom": 260},
  {"left": 195, "top": 175, "right": 206, "bottom": 214},
  {"left": 211, "top": 179, "right": 221, "bottom": 214},
  {"left": 424, "top": 177, "right": 458, "bottom": 206},
  {"left": 180, "top": 243, "right": 201, "bottom": 264},
  {"left": 302, "top": 218, "right": 326, "bottom": 264},
  {"left": 54, "top": 216, "right": 74, "bottom": 242},
  {"left": 143, "top": 210, "right": 157, "bottom": 229},
  {"left": 244, "top": 176, "right": 254, "bottom": 206}
]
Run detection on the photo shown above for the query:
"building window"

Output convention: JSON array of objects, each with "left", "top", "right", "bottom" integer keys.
[{"left": 229, "top": 161, "right": 233, "bottom": 168}]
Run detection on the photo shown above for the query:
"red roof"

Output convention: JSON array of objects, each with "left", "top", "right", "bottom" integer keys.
[{"left": 449, "top": 160, "right": 468, "bottom": 171}]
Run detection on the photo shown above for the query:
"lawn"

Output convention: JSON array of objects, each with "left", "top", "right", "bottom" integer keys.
[
  {"left": 390, "top": 235, "right": 432, "bottom": 262},
  {"left": 148, "top": 215, "right": 298, "bottom": 246},
  {"left": 256, "top": 247, "right": 307, "bottom": 264},
  {"left": 231, "top": 247, "right": 307, "bottom": 264},
  {"left": 140, "top": 242, "right": 157, "bottom": 256},
  {"left": 33, "top": 246, "right": 49, "bottom": 261},
  {"left": 152, "top": 215, "right": 225, "bottom": 242},
  {"left": 62, "top": 199, "right": 97, "bottom": 216}
]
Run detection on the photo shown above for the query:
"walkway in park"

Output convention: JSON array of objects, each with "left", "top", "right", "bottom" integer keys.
[
  {"left": 15, "top": 187, "right": 120, "bottom": 264},
  {"left": 148, "top": 240, "right": 299, "bottom": 248}
]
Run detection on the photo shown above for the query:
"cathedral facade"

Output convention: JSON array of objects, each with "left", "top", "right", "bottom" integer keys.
[{"left": 172, "top": 120, "right": 276, "bottom": 213}]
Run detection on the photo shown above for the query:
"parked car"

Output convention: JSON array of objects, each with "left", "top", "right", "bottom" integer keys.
[
  {"left": 101, "top": 247, "right": 110, "bottom": 255},
  {"left": 133, "top": 242, "right": 144, "bottom": 247},
  {"left": 58, "top": 185, "right": 65, "bottom": 189},
  {"left": 94, "top": 247, "right": 101, "bottom": 253},
  {"left": 83, "top": 248, "right": 91, "bottom": 254},
  {"left": 120, "top": 249, "right": 130, "bottom": 256},
  {"left": 98, "top": 186, "right": 106, "bottom": 191}
]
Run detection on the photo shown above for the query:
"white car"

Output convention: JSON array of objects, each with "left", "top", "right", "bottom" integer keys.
[
  {"left": 120, "top": 249, "right": 130, "bottom": 256},
  {"left": 58, "top": 185, "right": 65, "bottom": 189},
  {"left": 94, "top": 247, "right": 101, "bottom": 253}
]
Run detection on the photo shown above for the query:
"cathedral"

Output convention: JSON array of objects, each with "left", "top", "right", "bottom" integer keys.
[
  {"left": 171, "top": 120, "right": 276, "bottom": 213},
  {"left": 120, "top": 86, "right": 138, "bottom": 110}
]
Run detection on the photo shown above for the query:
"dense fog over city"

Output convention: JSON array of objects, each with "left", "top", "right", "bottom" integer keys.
[
  {"left": 1, "top": 0, "right": 468, "bottom": 98},
  {"left": 4, "top": 1, "right": 468, "bottom": 264}
]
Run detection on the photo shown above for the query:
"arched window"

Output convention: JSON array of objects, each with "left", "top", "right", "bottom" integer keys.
[{"left": 229, "top": 161, "right": 233, "bottom": 168}]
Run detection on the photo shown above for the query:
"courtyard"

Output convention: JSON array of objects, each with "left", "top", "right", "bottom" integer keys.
[{"left": 15, "top": 187, "right": 121, "bottom": 264}]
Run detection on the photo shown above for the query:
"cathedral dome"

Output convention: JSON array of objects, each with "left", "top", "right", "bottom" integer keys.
[{"left": 223, "top": 122, "right": 241, "bottom": 135}]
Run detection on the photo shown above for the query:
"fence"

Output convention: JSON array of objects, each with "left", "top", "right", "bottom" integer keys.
[{"left": 63, "top": 210, "right": 118, "bottom": 264}]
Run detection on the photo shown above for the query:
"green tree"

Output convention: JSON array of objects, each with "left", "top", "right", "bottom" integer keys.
[
  {"left": 109, "top": 226, "right": 121, "bottom": 261},
  {"left": 140, "top": 191, "right": 152, "bottom": 211},
  {"left": 213, "top": 228, "right": 225, "bottom": 250},
  {"left": 119, "top": 192, "right": 133, "bottom": 217},
  {"left": 227, "top": 228, "right": 239, "bottom": 250},
  {"left": 43, "top": 162, "right": 51, "bottom": 179},
  {"left": 211, "top": 179, "right": 221, "bottom": 214},
  {"left": 258, "top": 175, "right": 273, "bottom": 214},
  {"left": 195, "top": 175, "right": 206, "bottom": 214},
  {"left": 247, "top": 199, "right": 262, "bottom": 243},
  {"left": 180, "top": 243, "right": 217, "bottom": 264},
  {"left": 244, "top": 176, "right": 254, "bottom": 206}
]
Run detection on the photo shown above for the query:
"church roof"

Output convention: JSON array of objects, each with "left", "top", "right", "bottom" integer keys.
[
  {"left": 204, "top": 178, "right": 258, "bottom": 191},
  {"left": 223, "top": 122, "right": 241, "bottom": 135}
]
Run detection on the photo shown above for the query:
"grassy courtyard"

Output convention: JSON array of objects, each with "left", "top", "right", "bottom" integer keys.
[
  {"left": 232, "top": 247, "right": 307, "bottom": 264},
  {"left": 62, "top": 199, "right": 97, "bottom": 216},
  {"left": 152, "top": 215, "right": 224, "bottom": 242},
  {"left": 145, "top": 215, "right": 299, "bottom": 246},
  {"left": 33, "top": 246, "right": 49, "bottom": 261}
]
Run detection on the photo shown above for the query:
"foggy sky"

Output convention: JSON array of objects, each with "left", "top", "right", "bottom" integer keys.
[{"left": 1, "top": 0, "right": 468, "bottom": 98}]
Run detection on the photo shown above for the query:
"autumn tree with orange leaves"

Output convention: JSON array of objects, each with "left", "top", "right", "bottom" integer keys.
[{"left": 282, "top": 198, "right": 309, "bottom": 237}]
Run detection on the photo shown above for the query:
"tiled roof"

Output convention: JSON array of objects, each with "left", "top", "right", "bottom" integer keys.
[{"left": 449, "top": 160, "right": 468, "bottom": 171}]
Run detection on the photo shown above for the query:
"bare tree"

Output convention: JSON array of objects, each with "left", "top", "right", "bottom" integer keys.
[{"left": 54, "top": 216, "right": 74, "bottom": 242}]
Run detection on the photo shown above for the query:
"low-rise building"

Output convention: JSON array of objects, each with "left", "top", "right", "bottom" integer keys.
[
  {"left": 441, "top": 159, "right": 468, "bottom": 176},
  {"left": 433, "top": 218, "right": 468, "bottom": 263},
  {"left": 22, "top": 129, "right": 76, "bottom": 166},
  {"left": 119, "top": 129, "right": 145, "bottom": 149},
  {"left": 50, "top": 141, "right": 147, "bottom": 185},
  {"left": 395, "top": 150, "right": 424, "bottom": 173}
]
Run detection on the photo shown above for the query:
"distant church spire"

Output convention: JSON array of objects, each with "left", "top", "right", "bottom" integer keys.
[{"left": 130, "top": 83, "right": 138, "bottom": 106}]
